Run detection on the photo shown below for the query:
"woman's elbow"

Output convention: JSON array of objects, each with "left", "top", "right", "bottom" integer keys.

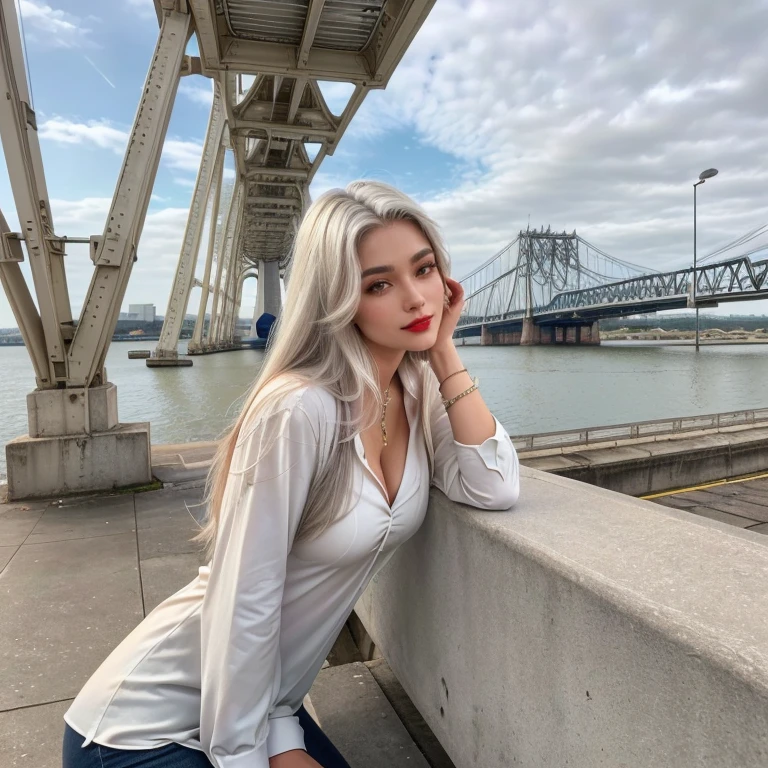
[
  {"left": 454, "top": 472, "right": 519, "bottom": 510},
  {"left": 485, "top": 476, "right": 519, "bottom": 510}
]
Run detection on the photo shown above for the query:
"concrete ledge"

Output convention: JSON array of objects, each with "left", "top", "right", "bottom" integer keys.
[
  {"left": 356, "top": 467, "right": 768, "bottom": 768},
  {"left": 5, "top": 423, "right": 152, "bottom": 500},
  {"left": 151, "top": 441, "right": 217, "bottom": 484},
  {"left": 521, "top": 427, "right": 768, "bottom": 495}
]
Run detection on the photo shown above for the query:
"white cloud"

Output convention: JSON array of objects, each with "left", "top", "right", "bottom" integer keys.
[
  {"left": 317, "top": 81, "right": 356, "bottom": 116},
  {"left": 179, "top": 80, "right": 214, "bottom": 108},
  {"left": 162, "top": 138, "right": 204, "bottom": 173},
  {"left": 39, "top": 118, "right": 127, "bottom": 152},
  {"left": 309, "top": 171, "right": 357, "bottom": 200},
  {"left": 38, "top": 117, "right": 204, "bottom": 176},
  {"left": 18, "top": 0, "right": 92, "bottom": 49},
  {"left": 123, "top": 0, "right": 157, "bottom": 19}
]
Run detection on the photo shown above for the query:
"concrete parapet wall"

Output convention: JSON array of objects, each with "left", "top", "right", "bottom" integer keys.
[
  {"left": 522, "top": 427, "right": 768, "bottom": 496},
  {"left": 356, "top": 467, "right": 768, "bottom": 768},
  {"left": 512, "top": 407, "right": 768, "bottom": 453}
]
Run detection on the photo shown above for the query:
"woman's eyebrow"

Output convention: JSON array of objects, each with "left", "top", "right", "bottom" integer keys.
[{"left": 360, "top": 247, "right": 434, "bottom": 278}]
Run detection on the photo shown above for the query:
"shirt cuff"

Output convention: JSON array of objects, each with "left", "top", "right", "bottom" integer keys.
[
  {"left": 267, "top": 714, "right": 306, "bottom": 758},
  {"left": 209, "top": 743, "right": 268, "bottom": 768},
  {"left": 453, "top": 417, "right": 512, "bottom": 473}
]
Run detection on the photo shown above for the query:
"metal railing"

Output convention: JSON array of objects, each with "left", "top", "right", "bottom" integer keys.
[{"left": 511, "top": 407, "right": 768, "bottom": 452}]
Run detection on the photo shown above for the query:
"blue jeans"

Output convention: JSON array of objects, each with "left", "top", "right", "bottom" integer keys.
[{"left": 62, "top": 707, "right": 352, "bottom": 768}]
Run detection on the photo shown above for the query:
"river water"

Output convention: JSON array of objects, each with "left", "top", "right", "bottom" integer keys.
[{"left": 2, "top": 340, "right": 768, "bottom": 482}]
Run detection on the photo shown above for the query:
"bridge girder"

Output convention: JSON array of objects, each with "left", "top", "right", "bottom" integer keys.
[{"left": 458, "top": 231, "right": 768, "bottom": 334}]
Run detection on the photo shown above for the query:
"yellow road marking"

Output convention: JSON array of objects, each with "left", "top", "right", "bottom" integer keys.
[{"left": 641, "top": 471, "right": 768, "bottom": 500}]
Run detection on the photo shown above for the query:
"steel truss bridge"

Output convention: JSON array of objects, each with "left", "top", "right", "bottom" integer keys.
[{"left": 456, "top": 229, "right": 768, "bottom": 337}]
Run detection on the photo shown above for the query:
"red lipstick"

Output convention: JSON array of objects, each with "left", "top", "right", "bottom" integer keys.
[{"left": 402, "top": 315, "right": 433, "bottom": 333}]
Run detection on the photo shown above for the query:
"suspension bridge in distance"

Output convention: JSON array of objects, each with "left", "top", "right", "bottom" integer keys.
[{"left": 456, "top": 229, "right": 768, "bottom": 346}]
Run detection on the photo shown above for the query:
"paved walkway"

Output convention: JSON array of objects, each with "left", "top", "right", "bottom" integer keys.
[
  {"left": 0, "top": 484, "right": 441, "bottom": 767},
  {"left": 650, "top": 475, "right": 768, "bottom": 534}
]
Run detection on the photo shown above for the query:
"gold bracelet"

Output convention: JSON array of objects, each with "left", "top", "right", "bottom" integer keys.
[
  {"left": 442, "top": 382, "right": 478, "bottom": 411},
  {"left": 439, "top": 368, "right": 468, "bottom": 388}
]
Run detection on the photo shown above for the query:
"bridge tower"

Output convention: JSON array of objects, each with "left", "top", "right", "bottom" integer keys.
[
  {"left": 519, "top": 231, "right": 541, "bottom": 345},
  {"left": 477, "top": 228, "right": 601, "bottom": 346}
]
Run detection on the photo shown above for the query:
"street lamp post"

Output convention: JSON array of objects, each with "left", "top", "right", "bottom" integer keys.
[{"left": 693, "top": 168, "right": 718, "bottom": 351}]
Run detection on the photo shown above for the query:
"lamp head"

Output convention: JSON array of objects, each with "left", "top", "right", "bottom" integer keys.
[{"left": 699, "top": 168, "right": 719, "bottom": 180}]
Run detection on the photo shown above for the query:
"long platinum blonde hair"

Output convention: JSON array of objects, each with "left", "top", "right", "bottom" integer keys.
[{"left": 193, "top": 181, "right": 451, "bottom": 562}]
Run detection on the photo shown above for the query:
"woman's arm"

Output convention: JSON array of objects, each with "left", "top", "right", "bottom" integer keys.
[
  {"left": 428, "top": 277, "right": 495, "bottom": 445},
  {"left": 429, "top": 341, "right": 495, "bottom": 445},
  {"left": 427, "top": 278, "right": 519, "bottom": 509},
  {"left": 269, "top": 750, "right": 323, "bottom": 767}
]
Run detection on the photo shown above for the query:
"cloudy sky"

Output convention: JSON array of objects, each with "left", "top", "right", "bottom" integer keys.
[{"left": 1, "top": 0, "right": 768, "bottom": 329}]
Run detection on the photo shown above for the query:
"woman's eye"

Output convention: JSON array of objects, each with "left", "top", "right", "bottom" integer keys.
[
  {"left": 417, "top": 260, "right": 437, "bottom": 276},
  {"left": 367, "top": 281, "right": 388, "bottom": 294}
]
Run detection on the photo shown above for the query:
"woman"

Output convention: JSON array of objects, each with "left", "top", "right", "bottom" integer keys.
[{"left": 61, "top": 181, "right": 520, "bottom": 768}]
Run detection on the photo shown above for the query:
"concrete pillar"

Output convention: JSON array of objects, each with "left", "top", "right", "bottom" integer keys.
[
  {"left": 520, "top": 317, "right": 541, "bottom": 346},
  {"left": 256, "top": 260, "right": 282, "bottom": 318},
  {"left": 230, "top": 273, "right": 245, "bottom": 340},
  {"left": 249, "top": 281, "right": 261, "bottom": 337},
  {"left": 481, "top": 325, "right": 492, "bottom": 346},
  {"left": 5, "top": 384, "right": 150, "bottom": 500},
  {"left": 575, "top": 321, "right": 601, "bottom": 346}
]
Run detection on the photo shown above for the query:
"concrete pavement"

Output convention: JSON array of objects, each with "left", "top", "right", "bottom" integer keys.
[{"left": 0, "top": 484, "right": 441, "bottom": 767}]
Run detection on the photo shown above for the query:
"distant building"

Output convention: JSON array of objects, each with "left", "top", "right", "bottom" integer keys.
[{"left": 127, "top": 304, "right": 156, "bottom": 323}]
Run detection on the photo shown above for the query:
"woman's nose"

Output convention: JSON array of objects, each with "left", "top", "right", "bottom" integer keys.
[{"left": 403, "top": 281, "right": 426, "bottom": 310}]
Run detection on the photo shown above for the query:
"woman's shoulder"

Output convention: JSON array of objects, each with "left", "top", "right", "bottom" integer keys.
[
  {"left": 266, "top": 374, "right": 336, "bottom": 415},
  {"left": 249, "top": 374, "right": 338, "bottom": 441}
]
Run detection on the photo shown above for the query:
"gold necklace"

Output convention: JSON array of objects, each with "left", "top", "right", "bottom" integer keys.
[{"left": 381, "top": 385, "right": 391, "bottom": 447}]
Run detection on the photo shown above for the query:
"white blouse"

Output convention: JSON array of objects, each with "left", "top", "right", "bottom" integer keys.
[{"left": 64, "top": 364, "right": 519, "bottom": 767}]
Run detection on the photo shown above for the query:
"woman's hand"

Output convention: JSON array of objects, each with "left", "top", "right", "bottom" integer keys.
[
  {"left": 269, "top": 749, "right": 323, "bottom": 767},
  {"left": 433, "top": 276, "right": 465, "bottom": 352}
]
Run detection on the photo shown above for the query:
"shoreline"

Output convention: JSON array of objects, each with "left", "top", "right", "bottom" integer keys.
[{"left": 603, "top": 338, "right": 768, "bottom": 346}]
